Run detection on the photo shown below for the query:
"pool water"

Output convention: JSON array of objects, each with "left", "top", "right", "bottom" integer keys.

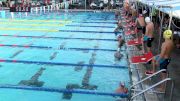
[{"left": 0, "top": 11, "right": 130, "bottom": 101}]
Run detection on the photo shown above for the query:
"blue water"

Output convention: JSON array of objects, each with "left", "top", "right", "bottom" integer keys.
[{"left": 0, "top": 11, "right": 129, "bottom": 101}]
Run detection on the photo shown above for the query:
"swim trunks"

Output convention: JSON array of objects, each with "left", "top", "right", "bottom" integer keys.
[{"left": 155, "top": 55, "right": 171, "bottom": 73}]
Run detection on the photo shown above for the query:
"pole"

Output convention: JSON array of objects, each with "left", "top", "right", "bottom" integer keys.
[
  {"left": 168, "top": 8, "right": 173, "bottom": 30},
  {"left": 85, "top": 0, "right": 86, "bottom": 11},
  {"left": 158, "top": 9, "right": 164, "bottom": 54}
]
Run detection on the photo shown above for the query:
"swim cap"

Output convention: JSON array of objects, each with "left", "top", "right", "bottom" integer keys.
[
  {"left": 119, "top": 82, "right": 125, "bottom": 87},
  {"left": 163, "top": 30, "right": 172, "bottom": 39},
  {"left": 145, "top": 17, "right": 151, "bottom": 23},
  {"left": 117, "top": 34, "right": 121, "bottom": 38}
]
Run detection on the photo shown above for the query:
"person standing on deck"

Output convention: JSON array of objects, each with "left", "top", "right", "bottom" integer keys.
[
  {"left": 143, "top": 17, "right": 154, "bottom": 53},
  {"left": 135, "top": 10, "right": 146, "bottom": 35},
  {"left": 146, "top": 30, "right": 174, "bottom": 92}
]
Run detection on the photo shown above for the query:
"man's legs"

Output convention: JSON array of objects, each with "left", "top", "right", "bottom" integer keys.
[
  {"left": 145, "top": 55, "right": 158, "bottom": 74},
  {"left": 147, "top": 38, "right": 154, "bottom": 52}
]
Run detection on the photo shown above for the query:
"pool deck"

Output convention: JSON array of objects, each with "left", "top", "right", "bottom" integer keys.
[
  {"left": 121, "top": 13, "right": 180, "bottom": 101},
  {"left": 168, "top": 48, "right": 180, "bottom": 101}
]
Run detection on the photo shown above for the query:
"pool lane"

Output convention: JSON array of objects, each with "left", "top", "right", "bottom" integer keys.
[
  {"left": 0, "top": 34, "right": 117, "bottom": 41},
  {"left": 0, "top": 47, "right": 128, "bottom": 66},
  {"left": 0, "top": 11, "right": 130, "bottom": 101},
  {"left": 0, "top": 35, "right": 120, "bottom": 50}
]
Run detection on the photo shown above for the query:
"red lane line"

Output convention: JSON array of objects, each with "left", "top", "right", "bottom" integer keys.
[
  {"left": 0, "top": 59, "right": 5, "bottom": 62},
  {"left": 0, "top": 44, "right": 4, "bottom": 46}
]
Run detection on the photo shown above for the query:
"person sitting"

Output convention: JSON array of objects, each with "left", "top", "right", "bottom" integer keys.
[
  {"left": 110, "top": 0, "right": 114, "bottom": 10},
  {"left": 114, "top": 20, "right": 123, "bottom": 36},
  {"left": 90, "top": 1, "right": 97, "bottom": 9},
  {"left": 115, "top": 82, "right": 128, "bottom": 94},
  {"left": 36, "top": 2, "right": 40, "bottom": 7},
  {"left": 98, "top": 2, "right": 104, "bottom": 10},
  {"left": 143, "top": 17, "right": 154, "bottom": 53},
  {"left": 145, "top": 30, "right": 174, "bottom": 91},
  {"left": 103, "top": 0, "right": 108, "bottom": 10},
  {"left": 31, "top": 2, "right": 35, "bottom": 7}
]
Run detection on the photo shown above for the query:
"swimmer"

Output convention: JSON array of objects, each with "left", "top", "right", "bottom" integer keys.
[
  {"left": 143, "top": 17, "right": 154, "bottom": 52},
  {"left": 115, "top": 82, "right": 128, "bottom": 94},
  {"left": 135, "top": 12, "right": 146, "bottom": 35},
  {"left": 114, "top": 20, "right": 123, "bottom": 36},
  {"left": 146, "top": 30, "right": 174, "bottom": 91},
  {"left": 115, "top": 10, "right": 120, "bottom": 20},
  {"left": 114, "top": 48, "right": 123, "bottom": 60},
  {"left": 117, "top": 35, "right": 125, "bottom": 48}
]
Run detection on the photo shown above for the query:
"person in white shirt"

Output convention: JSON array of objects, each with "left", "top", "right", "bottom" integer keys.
[
  {"left": 90, "top": 1, "right": 97, "bottom": 9},
  {"left": 110, "top": 0, "right": 114, "bottom": 9}
]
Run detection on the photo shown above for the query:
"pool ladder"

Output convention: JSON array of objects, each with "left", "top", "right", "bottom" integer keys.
[{"left": 129, "top": 69, "right": 174, "bottom": 101}]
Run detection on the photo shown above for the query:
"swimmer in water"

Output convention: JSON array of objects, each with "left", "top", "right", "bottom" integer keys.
[
  {"left": 115, "top": 82, "right": 128, "bottom": 94},
  {"left": 114, "top": 48, "right": 123, "bottom": 61},
  {"left": 114, "top": 20, "right": 123, "bottom": 36},
  {"left": 117, "top": 34, "right": 125, "bottom": 48}
]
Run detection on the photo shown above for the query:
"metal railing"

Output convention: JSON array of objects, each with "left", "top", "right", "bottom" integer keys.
[
  {"left": 130, "top": 69, "right": 166, "bottom": 89},
  {"left": 130, "top": 78, "right": 174, "bottom": 101}
]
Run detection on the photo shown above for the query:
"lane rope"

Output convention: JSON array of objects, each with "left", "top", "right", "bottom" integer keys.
[
  {"left": 0, "top": 84, "right": 128, "bottom": 97},
  {"left": 0, "top": 34, "right": 117, "bottom": 41},
  {"left": 0, "top": 44, "right": 117, "bottom": 52},
  {"left": 0, "top": 59, "right": 128, "bottom": 69}
]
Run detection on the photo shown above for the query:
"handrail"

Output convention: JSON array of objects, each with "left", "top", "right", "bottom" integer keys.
[
  {"left": 130, "top": 69, "right": 166, "bottom": 89},
  {"left": 131, "top": 89, "right": 164, "bottom": 94},
  {"left": 130, "top": 78, "right": 172, "bottom": 100}
]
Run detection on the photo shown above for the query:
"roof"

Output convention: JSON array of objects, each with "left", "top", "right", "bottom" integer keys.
[{"left": 139, "top": 0, "right": 180, "bottom": 19}]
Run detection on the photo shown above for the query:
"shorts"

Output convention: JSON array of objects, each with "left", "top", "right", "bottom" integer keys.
[
  {"left": 142, "top": 27, "right": 146, "bottom": 34},
  {"left": 155, "top": 55, "right": 171, "bottom": 73},
  {"left": 143, "top": 35, "right": 154, "bottom": 47},
  {"left": 147, "top": 37, "right": 154, "bottom": 47},
  {"left": 143, "top": 35, "right": 149, "bottom": 41}
]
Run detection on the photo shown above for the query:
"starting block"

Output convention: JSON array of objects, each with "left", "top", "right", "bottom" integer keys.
[
  {"left": 126, "top": 19, "right": 130, "bottom": 22},
  {"left": 130, "top": 22, "right": 136, "bottom": 27},
  {"left": 130, "top": 52, "right": 153, "bottom": 64},
  {"left": 123, "top": 24, "right": 132, "bottom": 28},
  {"left": 125, "top": 30, "right": 136, "bottom": 36},
  {"left": 127, "top": 37, "right": 142, "bottom": 46}
]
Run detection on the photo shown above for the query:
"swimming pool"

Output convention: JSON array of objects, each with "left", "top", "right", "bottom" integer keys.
[{"left": 0, "top": 11, "right": 130, "bottom": 101}]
